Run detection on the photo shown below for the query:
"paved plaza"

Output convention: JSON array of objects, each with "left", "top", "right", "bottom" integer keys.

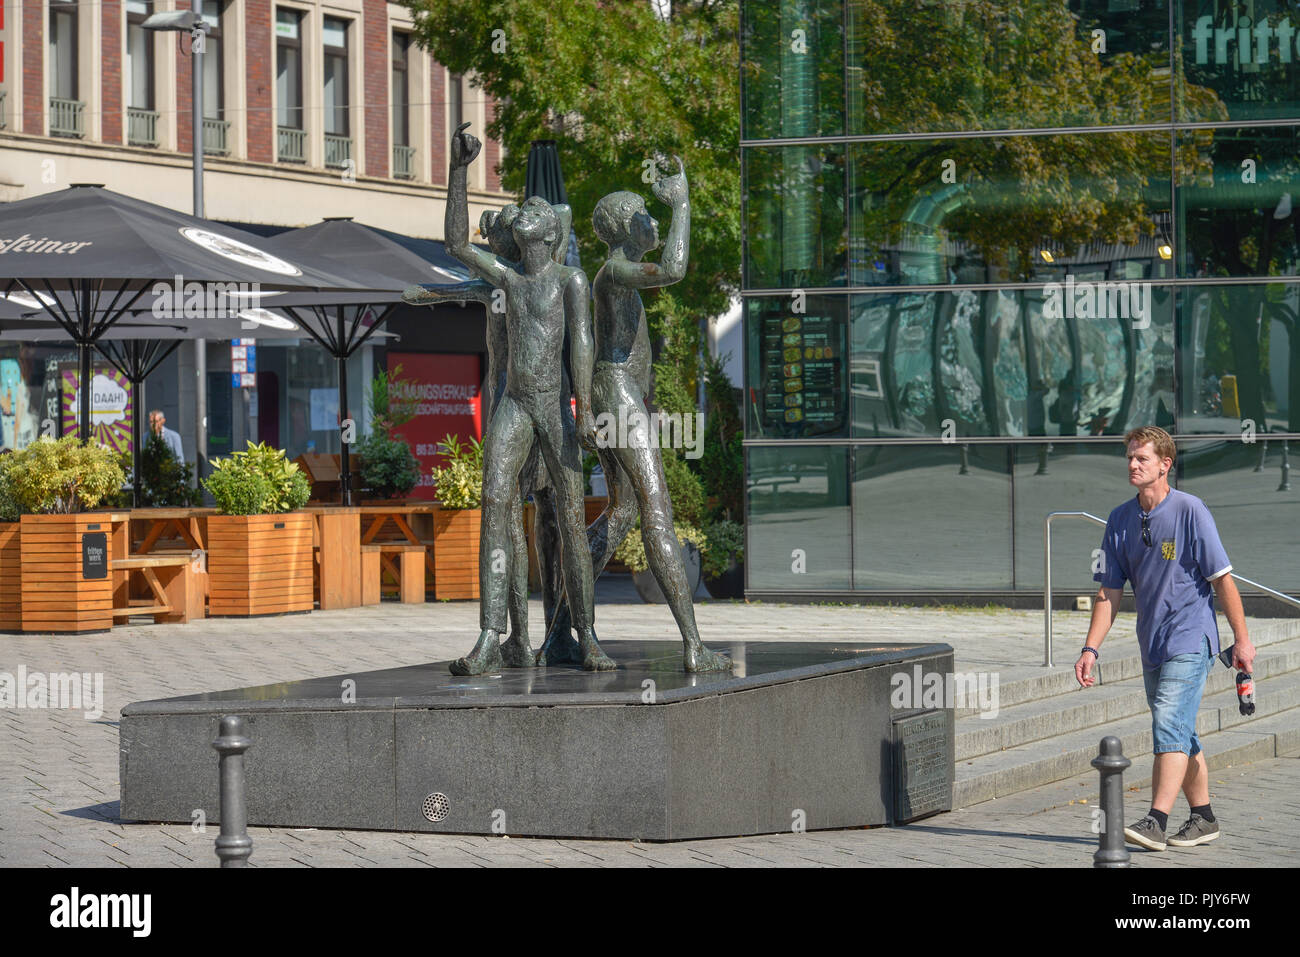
[{"left": 2, "top": 579, "right": 1297, "bottom": 868}]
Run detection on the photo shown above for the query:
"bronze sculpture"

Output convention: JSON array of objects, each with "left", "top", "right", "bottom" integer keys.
[
  {"left": 404, "top": 203, "right": 570, "bottom": 659},
  {"left": 442, "top": 123, "right": 612, "bottom": 674},
  {"left": 536, "top": 158, "right": 731, "bottom": 673}
]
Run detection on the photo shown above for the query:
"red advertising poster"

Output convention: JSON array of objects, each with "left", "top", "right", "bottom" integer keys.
[{"left": 387, "top": 352, "right": 483, "bottom": 500}]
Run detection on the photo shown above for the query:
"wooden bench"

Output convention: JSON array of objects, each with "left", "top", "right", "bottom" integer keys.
[
  {"left": 112, "top": 553, "right": 204, "bottom": 624},
  {"left": 363, "top": 543, "right": 426, "bottom": 604}
]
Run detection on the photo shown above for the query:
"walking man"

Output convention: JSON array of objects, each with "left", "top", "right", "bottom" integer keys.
[{"left": 1076, "top": 426, "right": 1255, "bottom": 850}]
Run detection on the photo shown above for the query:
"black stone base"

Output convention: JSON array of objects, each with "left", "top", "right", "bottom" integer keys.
[{"left": 120, "top": 640, "right": 954, "bottom": 840}]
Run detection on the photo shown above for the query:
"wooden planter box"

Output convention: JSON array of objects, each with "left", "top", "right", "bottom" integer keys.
[
  {"left": 0, "top": 522, "right": 21, "bottom": 631},
  {"left": 207, "top": 513, "right": 314, "bottom": 616},
  {"left": 19, "top": 513, "right": 123, "bottom": 633},
  {"left": 431, "top": 506, "right": 480, "bottom": 600}
]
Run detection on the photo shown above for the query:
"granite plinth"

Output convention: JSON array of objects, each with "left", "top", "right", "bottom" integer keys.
[{"left": 120, "top": 640, "right": 954, "bottom": 840}]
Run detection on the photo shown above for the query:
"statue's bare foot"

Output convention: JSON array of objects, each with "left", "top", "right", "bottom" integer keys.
[
  {"left": 449, "top": 629, "right": 504, "bottom": 676},
  {"left": 684, "top": 642, "right": 732, "bottom": 673},
  {"left": 579, "top": 630, "right": 617, "bottom": 672},
  {"left": 535, "top": 606, "right": 582, "bottom": 666},
  {"left": 500, "top": 632, "right": 535, "bottom": 668}
]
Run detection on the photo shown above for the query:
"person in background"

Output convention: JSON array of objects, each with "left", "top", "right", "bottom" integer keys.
[{"left": 148, "top": 410, "right": 185, "bottom": 463}]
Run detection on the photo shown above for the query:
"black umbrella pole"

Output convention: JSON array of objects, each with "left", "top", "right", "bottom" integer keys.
[
  {"left": 338, "top": 350, "right": 351, "bottom": 506},
  {"left": 79, "top": 341, "right": 92, "bottom": 443},
  {"left": 132, "top": 377, "right": 143, "bottom": 508}
]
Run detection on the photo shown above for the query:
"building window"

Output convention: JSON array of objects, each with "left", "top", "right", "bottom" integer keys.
[
  {"left": 48, "top": 1, "right": 82, "bottom": 137},
  {"left": 126, "top": 2, "right": 154, "bottom": 111},
  {"left": 322, "top": 16, "right": 351, "bottom": 170},
  {"left": 125, "top": 0, "right": 157, "bottom": 147},
  {"left": 392, "top": 32, "right": 414, "bottom": 179},
  {"left": 201, "top": 1, "right": 224, "bottom": 120},
  {"left": 275, "top": 8, "right": 304, "bottom": 162},
  {"left": 201, "top": 1, "right": 230, "bottom": 155}
]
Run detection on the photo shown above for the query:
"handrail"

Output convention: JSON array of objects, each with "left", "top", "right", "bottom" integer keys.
[
  {"left": 1044, "top": 510, "right": 1300, "bottom": 668},
  {"left": 1044, "top": 511, "right": 1106, "bottom": 667}
]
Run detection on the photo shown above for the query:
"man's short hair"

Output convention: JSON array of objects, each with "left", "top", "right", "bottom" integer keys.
[
  {"left": 592, "top": 191, "right": 644, "bottom": 247},
  {"left": 1124, "top": 425, "right": 1176, "bottom": 465}
]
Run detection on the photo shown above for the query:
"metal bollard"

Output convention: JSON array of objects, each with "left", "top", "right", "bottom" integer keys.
[
  {"left": 1279, "top": 440, "right": 1291, "bottom": 492},
  {"left": 212, "top": 715, "right": 253, "bottom": 868},
  {"left": 1091, "top": 735, "right": 1131, "bottom": 868}
]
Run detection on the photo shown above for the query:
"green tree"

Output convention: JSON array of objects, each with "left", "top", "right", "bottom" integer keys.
[{"left": 400, "top": 0, "right": 740, "bottom": 322}]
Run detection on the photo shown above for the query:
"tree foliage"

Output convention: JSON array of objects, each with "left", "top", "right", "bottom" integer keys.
[{"left": 402, "top": 0, "right": 740, "bottom": 320}]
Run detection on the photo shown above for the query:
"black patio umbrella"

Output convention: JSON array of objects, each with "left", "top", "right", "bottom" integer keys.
[
  {"left": 260, "top": 219, "right": 470, "bottom": 503},
  {"left": 0, "top": 184, "right": 391, "bottom": 442},
  {"left": 525, "top": 140, "right": 582, "bottom": 267}
]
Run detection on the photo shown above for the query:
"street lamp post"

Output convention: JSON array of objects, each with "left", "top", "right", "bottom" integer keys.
[{"left": 144, "top": 3, "right": 210, "bottom": 486}]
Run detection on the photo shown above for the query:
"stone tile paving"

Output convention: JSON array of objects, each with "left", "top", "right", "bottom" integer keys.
[{"left": 1, "top": 578, "right": 1296, "bottom": 867}]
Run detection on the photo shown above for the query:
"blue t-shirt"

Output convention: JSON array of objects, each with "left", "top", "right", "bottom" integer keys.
[{"left": 1093, "top": 488, "right": 1232, "bottom": 670}]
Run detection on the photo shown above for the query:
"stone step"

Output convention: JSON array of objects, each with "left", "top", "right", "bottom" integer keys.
[
  {"left": 954, "top": 617, "right": 1300, "bottom": 718},
  {"left": 955, "top": 706, "right": 1300, "bottom": 816},
  {"left": 955, "top": 636, "right": 1300, "bottom": 760},
  {"left": 951, "top": 670, "right": 1300, "bottom": 808}
]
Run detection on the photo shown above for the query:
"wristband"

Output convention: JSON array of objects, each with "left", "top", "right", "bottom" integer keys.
[{"left": 1080, "top": 646, "right": 1099, "bottom": 660}]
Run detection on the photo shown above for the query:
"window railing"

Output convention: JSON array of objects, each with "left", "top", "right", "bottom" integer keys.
[
  {"left": 127, "top": 108, "right": 159, "bottom": 147},
  {"left": 324, "top": 133, "right": 352, "bottom": 170},
  {"left": 277, "top": 126, "right": 307, "bottom": 163},
  {"left": 49, "top": 97, "right": 85, "bottom": 138},
  {"left": 203, "top": 118, "right": 231, "bottom": 156},
  {"left": 393, "top": 144, "right": 416, "bottom": 180}
]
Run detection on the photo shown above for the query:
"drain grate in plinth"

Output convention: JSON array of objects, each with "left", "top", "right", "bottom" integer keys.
[{"left": 422, "top": 792, "right": 450, "bottom": 822}]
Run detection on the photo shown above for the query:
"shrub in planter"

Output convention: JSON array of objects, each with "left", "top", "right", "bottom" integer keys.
[
  {"left": 134, "top": 432, "right": 203, "bottom": 507},
  {"left": 614, "top": 520, "right": 708, "bottom": 604},
  {"left": 202, "top": 442, "right": 313, "bottom": 615},
  {"left": 3, "top": 437, "right": 127, "bottom": 633},
  {"left": 357, "top": 430, "right": 421, "bottom": 500},
  {"left": 0, "top": 454, "right": 21, "bottom": 630},
  {"left": 428, "top": 434, "right": 483, "bottom": 599},
  {"left": 4, "top": 435, "right": 125, "bottom": 514},
  {"left": 701, "top": 519, "right": 744, "bottom": 600}
]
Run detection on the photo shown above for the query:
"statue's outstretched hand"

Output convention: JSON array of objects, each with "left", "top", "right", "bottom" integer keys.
[
  {"left": 651, "top": 155, "right": 688, "bottom": 206},
  {"left": 451, "top": 121, "right": 481, "bottom": 168}
]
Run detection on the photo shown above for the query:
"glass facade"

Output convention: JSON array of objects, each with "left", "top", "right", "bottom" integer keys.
[{"left": 741, "top": 0, "right": 1300, "bottom": 595}]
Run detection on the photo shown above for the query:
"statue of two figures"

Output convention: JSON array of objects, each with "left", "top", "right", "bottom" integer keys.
[{"left": 404, "top": 123, "right": 731, "bottom": 676}]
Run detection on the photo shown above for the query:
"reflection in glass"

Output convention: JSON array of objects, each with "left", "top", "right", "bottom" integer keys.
[
  {"left": 1178, "top": 437, "right": 1300, "bottom": 591},
  {"left": 1011, "top": 442, "right": 1133, "bottom": 591},
  {"left": 850, "top": 288, "right": 1174, "bottom": 439},
  {"left": 746, "top": 296, "right": 848, "bottom": 439},
  {"left": 1177, "top": 1, "right": 1300, "bottom": 123},
  {"left": 849, "top": 132, "right": 1174, "bottom": 286},
  {"left": 741, "top": 0, "right": 844, "bottom": 141},
  {"left": 745, "top": 144, "right": 847, "bottom": 289},
  {"left": 846, "top": 0, "right": 1173, "bottom": 136},
  {"left": 1178, "top": 283, "right": 1298, "bottom": 434},
  {"left": 1178, "top": 126, "right": 1300, "bottom": 280},
  {"left": 852, "top": 444, "right": 1012, "bottom": 589},
  {"left": 747, "top": 446, "right": 851, "bottom": 590}
]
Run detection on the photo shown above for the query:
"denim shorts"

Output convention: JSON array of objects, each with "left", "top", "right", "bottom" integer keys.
[{"left": 1142, "top": 635, "right": 1214, "bottom": 757}]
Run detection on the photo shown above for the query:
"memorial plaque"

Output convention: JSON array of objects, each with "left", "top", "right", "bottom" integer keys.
[
  {"left": 893, "top": 710, "right": 952, "bottom": 822},
  {"left": 82, "top": 532, "right": 108, "bottom": 580}
]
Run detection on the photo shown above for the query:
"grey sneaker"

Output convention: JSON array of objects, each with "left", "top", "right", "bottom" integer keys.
[
  {"left": 1168, "top": 813, "right": 1220, "bottom": 847},
  {"left": 1123, "top": 815, "right": 1167, "bottom": 851}
]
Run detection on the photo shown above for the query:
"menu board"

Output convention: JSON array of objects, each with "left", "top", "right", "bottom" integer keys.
[{"left": 754, "top": 309, "right": 846, "bottom": 438}]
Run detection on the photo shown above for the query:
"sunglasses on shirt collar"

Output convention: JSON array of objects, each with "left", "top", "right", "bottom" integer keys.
[{"left": 1141, "top": 512, "right": 1152, "bottom": 547}]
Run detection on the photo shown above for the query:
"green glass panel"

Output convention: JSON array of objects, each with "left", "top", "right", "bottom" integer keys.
[{"left": 747, "top": 445, "right": 852, "bottom": 589}]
